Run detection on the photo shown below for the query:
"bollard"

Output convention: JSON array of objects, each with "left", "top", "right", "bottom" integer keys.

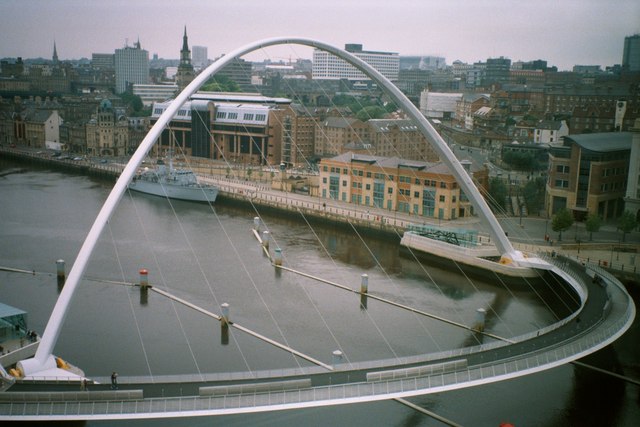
[
  {"left": 140, "top": 286, "right": 148, "bottom": 305},
  {"left": 139, "top": 268, "right": 149, "bottom": 288},
  {"left": 221, "top": 323, "right": 229, "bottom": 346},
  {"left": 253, "top": 216, "right": 260, "bottom": 231},
  {"left": 221, "top": 303, "right": 230, "bottom": 325},
  {"left": 360, "top": 293, "right": 368, "bottom": 311},
  {"left": 360, "top": 274, "right": 368, "bottom": 294},
  {"left": 473, "top": 308, "right": 487, "bottom": 332},
  {"left": 56, "top": 259, "right": 65, "bottom": 282},
  {"left": 274, "top": 248, "right": 283, "bottom": 266},
  {"left": 262, "top": 231, "right": 270, "bottom": 249},
  {"left": 332, "top": 350, "right": 343, "bottom": 367}
]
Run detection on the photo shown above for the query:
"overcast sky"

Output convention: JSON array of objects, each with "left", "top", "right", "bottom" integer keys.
[{"left": 1, "top": 0, "right": 639, "bottom": 70}]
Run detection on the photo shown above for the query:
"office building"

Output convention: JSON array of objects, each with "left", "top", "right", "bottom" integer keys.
[
  {"left": 624, "top": 119, "right": 640, "bottom": 221},
  {"left": 622, "top": 34, "right": 640, "bottom": 72},
  {"left": 115, "top": 40, "right": 149, "bottom": 94},
  {"left": 192, "top": 45, "right": 208, "bottom": 69},
  {"left": 319, "top": 152, "right": 487, "bottom": 219},
  {"left": 546, "top": 132, "right": 632, "bottom": 220},
  {"left": 312, "top": 43, "right": 399, "bottom": 81}
]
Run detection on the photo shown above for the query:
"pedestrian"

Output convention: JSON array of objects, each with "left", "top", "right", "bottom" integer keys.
[{"left": 111, "top": 371, "right": 118, "bottom": 389}]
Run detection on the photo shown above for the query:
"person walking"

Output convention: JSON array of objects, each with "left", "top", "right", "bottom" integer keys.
[{"left": 111, "top": 371, "right": 118, "bottom": 389}]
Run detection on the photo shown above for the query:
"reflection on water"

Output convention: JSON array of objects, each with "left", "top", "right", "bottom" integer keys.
[{"left": 1, "top": 158, "right": 639, "bottom": 426}]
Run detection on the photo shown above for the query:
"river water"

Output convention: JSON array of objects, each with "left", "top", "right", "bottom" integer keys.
[{"left": 0, "top": 158, "right": 638, "bottom": 426}]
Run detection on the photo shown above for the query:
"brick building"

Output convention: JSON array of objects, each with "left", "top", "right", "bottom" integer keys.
[
  {"left": 546, "top": 132, "right": 632, "bottom": 220},
  {"left": 319, "top": 152, "right": 488, "bottom": 220}
]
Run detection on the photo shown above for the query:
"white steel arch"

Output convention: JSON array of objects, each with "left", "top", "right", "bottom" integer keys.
[{"left": 23, "top": 37, "right": 521, "bottom": 375}]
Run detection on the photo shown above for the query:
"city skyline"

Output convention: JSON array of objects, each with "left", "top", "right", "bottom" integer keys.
[{"left": 1, "top": 0, "right": 639, "bottom": 70}]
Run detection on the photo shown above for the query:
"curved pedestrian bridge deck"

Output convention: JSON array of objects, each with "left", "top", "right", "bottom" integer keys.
[{"left": 0, "top": 257, "right": 634, "bottom": 420}]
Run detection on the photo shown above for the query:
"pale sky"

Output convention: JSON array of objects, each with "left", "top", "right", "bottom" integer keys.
[{"left": 1, "top": 0, "right": 639, "bottom": 71}]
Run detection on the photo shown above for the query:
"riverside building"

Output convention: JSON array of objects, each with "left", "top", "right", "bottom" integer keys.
[
  {"left": 546, "top": 132, "right": 632, "bottom": 220},
  {"left": 319, "top": 152, "right": 488, "bottom": 220}
]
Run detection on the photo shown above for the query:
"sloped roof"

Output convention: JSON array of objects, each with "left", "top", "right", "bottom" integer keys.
[
  {"left": 323, "top": 117, "right": 359, "bottom": 128},
  {"left": 327, "top": 152, "right": 484, "bottom": 173},
  {"left": 367, "top": 119, "right": 418, "bottom": 133},
  {"left": 536, "top": 120, "right": 564, "bottom": 131},
  {"left": 474, "top": 106, "right": 492, "bottom": 117},
  {"left": 564, "top": 132, "right": 631, "bottom": 152},
  {"left": 0, "top": 302, "right": 27, "bottom": 319}
]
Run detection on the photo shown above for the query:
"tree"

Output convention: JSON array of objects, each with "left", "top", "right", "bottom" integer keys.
[
  {"left": 552, "top": 208, "right": 574, "bottom": 241},
  {"left": 356, "top": 105, "right": 386, "bottom": 121},
  {"left": 201, "top": 74, "right": 241, "bottom": 92},
  {"left": 617, "top": 210, "right": 638, "bottom": 242},
  {"left": 522, "top": 177, "right": 545, "bottom": 215},
  {"left": 502, "top": 150, "right": 539, "bottom": 171},
  {"left": 487, "top": 178, "right": 508, "bottom": 212},
  {"left": 585, "top": 213, "right": 601, "bottom": 241},
  {"left": 120, "top": 91, "right": 144, "bottom": 115}
]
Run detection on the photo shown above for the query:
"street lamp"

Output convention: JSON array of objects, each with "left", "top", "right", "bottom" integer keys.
[{"left": 519, "top": 203, "right": 524, "bottom": 227}]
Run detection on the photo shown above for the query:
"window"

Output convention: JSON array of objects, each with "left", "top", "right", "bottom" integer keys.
[
  {"left": 228, "top": 112, "right": 238, "bottom": 120},
  {"left": 322, "top": 177, "right": 327, "bottom": 184},
  {"left": 342, "top": 180, "right": 347, "bottom": 187},
  {"left": 243, "top": 113, "right": 254, "bottom": 121},
  {"left": 440, "top": 181, "right": 447, "bottom": 189},
  {"left": 255, "top": 114, "right": 266, "bottom": 121},
  {"left": 556, "top": 165, "right": 570, "bottom": 174},
  {"left": 414, "top": 191, "right": 420, "bottom": 198},
  {"left": 365, "top": 184, "right": 371, "bottom": 190},
  {"left": 439, "top": 195, "right": 445, "bottom": 202},
  {"left": 216, "top": 111, "right": 227, "bottom": 119},
  {"left": 555, "top": 179, "right": 569, "bottom": 188}
]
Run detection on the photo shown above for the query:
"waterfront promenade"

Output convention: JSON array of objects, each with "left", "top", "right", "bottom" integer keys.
[{"left": 1, "top": 146, "right": 638, "bottom": 282}]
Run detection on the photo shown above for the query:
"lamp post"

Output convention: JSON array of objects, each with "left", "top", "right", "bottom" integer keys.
[{"left": 519, "top": 203, "right": 523, "bottom": 227}]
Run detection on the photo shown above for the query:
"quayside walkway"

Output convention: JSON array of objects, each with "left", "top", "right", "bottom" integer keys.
[{"left": 0, "top": 256, "right": 634, "bottom": 421}]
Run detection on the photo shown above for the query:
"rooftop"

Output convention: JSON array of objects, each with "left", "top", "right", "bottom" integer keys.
[{"left": 564, "top": 132, "right": 632, "bottom": 152}]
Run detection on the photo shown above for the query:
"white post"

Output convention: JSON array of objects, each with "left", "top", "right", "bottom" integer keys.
[{"left": 360, "top": 274, "right": 368, "bottom": 294}]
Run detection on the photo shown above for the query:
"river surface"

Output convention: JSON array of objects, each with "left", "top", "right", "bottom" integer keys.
[{"left": 0, "top": 158, "right": 638, "bottom": 426}]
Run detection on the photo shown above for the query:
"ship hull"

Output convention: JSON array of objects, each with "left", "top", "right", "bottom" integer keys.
[{"left": 128, "top": 180, "right": 218, "bottom": 202}]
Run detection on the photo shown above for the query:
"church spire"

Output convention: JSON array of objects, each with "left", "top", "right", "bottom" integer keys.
[
  {"left": 180, "top": 26, "right": 191, "bottom": 65},
  {"left": 176, "top": 26, "right": 195, "bottom": 91},
  {"left": 52, "top": 40, "right": 59, "bottom": 64}
]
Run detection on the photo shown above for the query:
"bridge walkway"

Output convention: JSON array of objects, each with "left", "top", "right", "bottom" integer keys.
[{"left": 1, "top": 256, "right": 634, "bottom": 420}]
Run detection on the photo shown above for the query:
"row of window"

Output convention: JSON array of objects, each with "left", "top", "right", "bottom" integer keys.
[
  {"left": 324, "top": 166, "right": 453, "bottom": 188},
  {"left": 602, "top": 167, "right": 625, "bottom": 177},
  {"left": 600, "top": 182, "right": 626, "bottom": 192},
  {"left": 325, "top": 177, "right": 455, "bottom": 203},
  {"left": 215, "top": 111, "right": 267, "bottom": 122}
]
